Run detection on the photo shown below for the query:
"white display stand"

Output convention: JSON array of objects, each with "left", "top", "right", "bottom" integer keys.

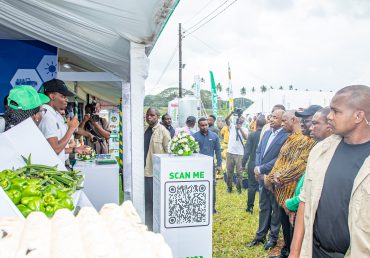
[
  {"left": 0, "top": 118, "right": 93, "bottom": 217},
  {"left": 153, "top": 154, "right": 213, "bottom": 258},
  {"left": 74, "top": 161, "right": 120, "bottom": 211}
]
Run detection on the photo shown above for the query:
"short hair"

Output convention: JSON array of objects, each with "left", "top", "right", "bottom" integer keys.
[
  {"left": 316, "top": 107, "right": 331, "bottom": 123},
  {"left": 272, "top": 104, "right": 286, "bottom": 112},
  {"left": 209, "top": 115, "right": 216, "bottom": 121},
  {"left": 146, "top": 107, "right": 160, "bottom": 117},
  {"left": 198, "top": 117, "right": 207, "bottom": 124},
  {"left": 3, "top": 95, "right": 8, "bottom": 107},
  {"left": 161, "top": 113, "right": 170, "bottom": 120},
  {"left": 335, "top": 85, "right": 370, "bottom": 115},
  {"left": 256, "top": 116, "right": 267, "bottom": 128}
]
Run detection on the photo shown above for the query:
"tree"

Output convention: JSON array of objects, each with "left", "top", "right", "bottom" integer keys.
[
  {"left": 260, "top": 85, "right": 267, "bottom": 93},
  {"left": 240, "top": 87, "right": 246, "bottom": 96},
  {"left": 279, "top": 85, "right": 284, "bottom": 90},
  {"left": 251, "top": 86, "right": 256, "bottom": 93},
  {"left": 270, "top": 86, "right": 274, "bottom": 90},
  {"left": 289, "top": 85, "right": 293, "bottom": 90},
  {"left": 226, "top": 87, "right": 230, "bottom": 96},
  {"left": 216, "top": 82, "right": 222, "bottom": 93}
]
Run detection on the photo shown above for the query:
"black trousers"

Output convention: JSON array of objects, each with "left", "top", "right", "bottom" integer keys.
[
  {"left": 247, "top": 164, "right": 258, "bottom": 209},
  {"left": 145, "top": 177, "right": 153, "bottom": 231},
  {"left": 255, "top": 187, "right": 281, "bottom": 242},
  {"left": 280, "top": 207, "right": 293, "bottom": 253}
]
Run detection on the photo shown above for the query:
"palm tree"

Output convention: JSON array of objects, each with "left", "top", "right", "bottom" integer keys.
[
  {"left": 240, "top": 86, "right": 246, "bottom": 96},
  {"left": 260, "top": 85, "right": 267, "bottom": 93},
  {"left": 270, "top": 86, "right": 274, "bottom": 90},
  {"left": 279, "top": 85, "right": 284, "bottom": 90},
  {"left": 251, "top": 86, "right": 256, "bottom": 93},
  {"left": 289, "top": 85, "right": 293, "bottom": 90},
  {"left": 216, "top": 82, "right": 222, "bottom": 93}
]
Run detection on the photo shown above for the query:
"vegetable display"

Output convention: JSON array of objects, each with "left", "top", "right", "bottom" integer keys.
[
  {"left": 0, "top": 155, "right": 83, "bottom": 218},
  {"left": 77, "top": 147, "right": 96, "bottom": 161},
  {"left": 0, "top": 202, "right": 173, "bottom": 258}
]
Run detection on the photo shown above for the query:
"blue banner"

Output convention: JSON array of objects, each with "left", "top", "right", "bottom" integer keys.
[{"left": 0, "top": 40, "right": 57, "bottom": 113}]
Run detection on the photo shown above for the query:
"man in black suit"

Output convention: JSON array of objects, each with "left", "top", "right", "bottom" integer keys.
[
  {"left": 247, "top": 109, "right": 289, "bottom": 250},
  {"left": 242, "top": 116, "right": 267, "bottom": 214}
]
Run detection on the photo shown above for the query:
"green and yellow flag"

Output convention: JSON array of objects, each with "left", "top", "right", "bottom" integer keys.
[{"left": 209, "top": 71, "right": 218, "bottom": 117}]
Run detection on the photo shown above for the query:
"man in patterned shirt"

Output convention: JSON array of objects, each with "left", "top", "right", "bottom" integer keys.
[{"left": 265, "top": 111, "right": 316, "bottom": 258}]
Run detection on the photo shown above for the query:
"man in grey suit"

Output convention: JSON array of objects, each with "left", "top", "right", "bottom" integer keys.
[{"left": 247, "top": 109, "right": 289, "bottom": 250}]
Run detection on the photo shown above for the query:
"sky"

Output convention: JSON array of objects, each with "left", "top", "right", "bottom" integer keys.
[{"left": 145, "top": 0, "right": 370, "bottom": 99}]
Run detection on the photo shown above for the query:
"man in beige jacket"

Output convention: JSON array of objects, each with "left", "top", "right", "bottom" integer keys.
[
  {"left": 144, "top": 107, "right": 171, "bottom": 231},
  {"left": 289, "top": 85, "right": 370, "bottom": 258}
]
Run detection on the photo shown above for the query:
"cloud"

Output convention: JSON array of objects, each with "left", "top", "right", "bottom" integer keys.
[{"left": 146, "top": 0, "right": 370, "bottom": 98}]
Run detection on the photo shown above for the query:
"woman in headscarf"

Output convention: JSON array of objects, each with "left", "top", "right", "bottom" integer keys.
[{"left": 4, "top": 86, "right": 49, "bottom": 131}]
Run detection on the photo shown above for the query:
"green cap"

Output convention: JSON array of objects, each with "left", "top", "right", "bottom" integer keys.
[{"left": 8, "top": 85, "right": 50, "bottom": 110}]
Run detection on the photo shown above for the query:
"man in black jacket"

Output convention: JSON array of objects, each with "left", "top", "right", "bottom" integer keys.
[{"left": 242, "top": 116, "right": 266, "bottom": 214}]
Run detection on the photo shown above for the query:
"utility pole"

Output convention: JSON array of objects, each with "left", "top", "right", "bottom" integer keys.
[{"left": 178, "top": 23, "right": 182, "bottom": 98}]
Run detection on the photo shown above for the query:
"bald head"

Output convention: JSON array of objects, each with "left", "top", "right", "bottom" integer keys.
[{"left": 335, "top": 85, "right": 370, "bottom": 120}]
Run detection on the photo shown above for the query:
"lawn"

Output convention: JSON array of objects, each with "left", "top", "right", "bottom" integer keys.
[{"left": 213, "top": 179, "right": 283, "bottom": 258}]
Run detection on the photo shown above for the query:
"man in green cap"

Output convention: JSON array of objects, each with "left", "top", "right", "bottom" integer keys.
[
  {"left": 3, "top": 85, "right": 50, "bottom": 131},
  {"left": 38, "top": 79, "right": 90, "bottom": 162}
]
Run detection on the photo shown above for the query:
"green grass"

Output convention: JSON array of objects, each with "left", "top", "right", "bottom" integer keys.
[{"left": 213, "top": 180, "right": 283, "bottom": 258}]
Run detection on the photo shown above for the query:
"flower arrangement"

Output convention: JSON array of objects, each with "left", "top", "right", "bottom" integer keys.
[{"left": 169, "top": 131, "right": 199, "bottom": 156}]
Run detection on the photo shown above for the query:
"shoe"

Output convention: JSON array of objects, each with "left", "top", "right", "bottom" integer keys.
[
  {"left": 264, "top": 240, "right": 277, "bottom": 250},
  {"left": 213, "top": 209, "right": 217, "bottom": 214},
  {"left": 227, "top": 188, "right": 232, "bottom": 193},
  {"left": 237, "top": 189, "right": 242, "bottom": 194},
  {"left": 246, "top": 238, "right": 265, "bottom": 247},
  {"left": 269, "top": 255, "right": 288, "bottom": 258},
  {"left": 245, "top": 207, "right": 253, "bottom": 214}
]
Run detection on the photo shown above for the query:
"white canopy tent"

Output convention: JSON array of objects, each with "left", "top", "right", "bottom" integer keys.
[{"left": 0, "top": 0, "right": 180, "bottom": 221}]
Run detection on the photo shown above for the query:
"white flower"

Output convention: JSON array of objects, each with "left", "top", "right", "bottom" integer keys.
[
  {"left": 178, "top": 149, "right": 184, "bottom": 155},
  {"left": 184, "top": 145, "right": 190, "bottom": 152},
  {"left": 190, "top": 136, "right": 195, "bottom": 141}
]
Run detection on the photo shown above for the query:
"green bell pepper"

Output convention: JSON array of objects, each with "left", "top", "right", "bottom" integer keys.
[
  {"left": 21, "top": 196, "right": 40, "bottom": 206},
  {"left": 43, "top": 185, "right": 58, "bottom": 197},
  {"left": 17, "top": 204, "right": 32, "bottom": 217},
  {"left": 22, "top": 185, "right": 41, "bottom": 197},
  {"left": 1, "top": 170, "right": 17, "bottom": 180},
  {"left": 45, "top": 205, "right": 55, "bottom": 218},
  {"left": 27, "top": 179, "right": 41, "bottom": 185},
  {"left": 42, "top": 193, "right": 55, "bottom": 205},
  {"left": 0, "top": 179, "right": 11, "bottom": 191},
  {"left": 56, "top": 189, "right": 69, "bottom": 199},
  {"left": 10, "top": 178, "right": 27, "bottom": 191},
  {"left": 6, "top": 189, "right": 22, "bottom": 205},
  {"left": 59, "top": 197, "right": 74, "bottom": 211},
  {"left": 27, "top": 199, "right": 45, "bottom": 212}
]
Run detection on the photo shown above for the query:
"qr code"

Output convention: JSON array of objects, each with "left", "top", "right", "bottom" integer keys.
[{"left": 165, "top": 180, "right": 210, "bottom": 228}]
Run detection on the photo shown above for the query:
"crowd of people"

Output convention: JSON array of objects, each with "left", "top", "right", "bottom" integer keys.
[
  {"left": 0, "top": 79, "right": 112, "bottom": 168},
  {"left": 143, "top": 85, "right": 370, "bottom": 258}
]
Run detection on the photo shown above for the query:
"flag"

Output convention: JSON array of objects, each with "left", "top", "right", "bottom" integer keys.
[
  {"left": 209, "top": 71, "right": 218, "bottom": 117},
  {"left": 228, "top": 63, "right": 234, "bottom": 112}
]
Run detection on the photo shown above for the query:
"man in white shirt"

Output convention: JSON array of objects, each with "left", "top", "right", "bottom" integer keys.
[
  {"left": 38, "top": 79, "right": 90, "bottom": 162},
  {"left": 225, "top": 111, "right": 248, "bottom": 194}
]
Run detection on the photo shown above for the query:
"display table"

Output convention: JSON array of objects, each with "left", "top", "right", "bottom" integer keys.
[
  {"left": 74, "top": 160, "right": 120, "bottom": 211},
  {"left": 153, "top": 153, "right": 213, "bottom": 258}
]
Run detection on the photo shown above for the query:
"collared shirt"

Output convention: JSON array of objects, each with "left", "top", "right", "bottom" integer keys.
[
  {"left": 38, "top": 104, "right": 67, "bottom": 162},
  {"left": 266, "top": 130, "right": 316, "bottom": 207},
  {"left": 263, "top": 127, "right": 283, "bottom": 157},
  {"left": 193, "top": 130, "right": 222, "bottom": 167},
  {"left": 227, "top": 123, "right": 247, "bottom": 155},
  {"left": 144, "top": 122, "right": 171, "bottom": 177},
  {"left": 299, "top": 135, "right": 370, "bottom": 258}
]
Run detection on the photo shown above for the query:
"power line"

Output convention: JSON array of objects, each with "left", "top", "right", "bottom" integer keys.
[
  {"left": 183, "top": 0, "right": 214, "bottom": 26},
  {"left": 184, "top": 0, "right": 231, "bottom": 33},
  {"left": 152, "top": 45, "right": 178, "bottom": 92},
  {"left": 184, "top": 0, "right": 238, "bottom": 37},
  {"left": 190, "top": 35, "right": 222, "bottom": 55}
]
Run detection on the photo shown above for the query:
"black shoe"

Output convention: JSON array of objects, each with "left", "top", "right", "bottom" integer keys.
[
  {"left": 264, "top": 240, "right": 277, "bottom": 250},
  {"left": 213, "top": 209, "right": 217, "bottom": 214},
  {"left": 269, "top": 255, "right": 288, "bottom": 258},
  {"left": 245, "top": 207, "right": 253, "bottom": 214},
  {"left": 237, "top": 189, "right": 242, "bottom": 194},
  {"left": 227, "top": 188, "right": 232, "bottom": 193},
  {"left": 246, "top": 238, "right": 265, "bottom": 247}
]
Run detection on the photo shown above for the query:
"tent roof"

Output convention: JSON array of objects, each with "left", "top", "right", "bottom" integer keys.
[{"left": 0, "top": 0, "right": 180, "bottom": 102}]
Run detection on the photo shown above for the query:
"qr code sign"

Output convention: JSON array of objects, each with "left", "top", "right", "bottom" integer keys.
[{"left": 165, "top": 180, "right": 210, "bottom": 228}]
